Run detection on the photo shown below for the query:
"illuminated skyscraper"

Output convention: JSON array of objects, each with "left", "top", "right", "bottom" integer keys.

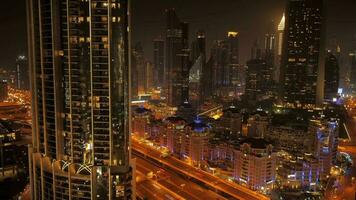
[
  {"left": 16, "top": 55, "right": 30, "bottom": 90},
  {"left": 274, "top": 14, "right": 285, "bottom": 82},
  {"left": 165, "top": 9, "right": 190, "bottom": 107},
  {"left": 27, "top": 0, "right": 133, "bottom": 199},
  {"left": 281, "top": 0, "right": 326, "bottom": 107}
]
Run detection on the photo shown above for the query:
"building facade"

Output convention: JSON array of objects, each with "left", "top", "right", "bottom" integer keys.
[
  {"left": 27, "top": 0, "right": 133, "bottom": 199},
  {"left": 16, "top": 55, "right": 30, "bottom": 90},
  {"left": 324, "top": 52, "right": 339, "bottom": 101},
  {"left": 281, "top": 0, "right": 326, "bottom": 108},
  {"left": 233, "top": 138, "right": 277, "bottom": 191},
  {"left": 153, "top": 39, "right": 165, "bottom": 88},
  {"left": 165, "top": 9, "right": 190, "bottom": 107}
]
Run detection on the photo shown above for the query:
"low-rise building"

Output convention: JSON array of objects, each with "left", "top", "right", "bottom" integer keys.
[
  {"left": 132, "top": 106, "right": 152, "bottom": 138},
  {"left": 185, "top": 117, "right": 211, "bottom": 167},
  {"left": 233, "top": 138, "right": 277, "bottom": 191},
  {"left": 247, "top": 111, "right": 269, "bottom": 138}
]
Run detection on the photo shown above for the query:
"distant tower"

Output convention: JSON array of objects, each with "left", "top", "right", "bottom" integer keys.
[
  {"left": 153, "top": 38, "right": 165, "bottom": 88},
  {"left": 274, "top": 14, "right": 285, "bottom": 83},
  {"left": 165, "top": 9, "right": 190, "bottom": 107},
  {"left": 227, "top": 32, "right": 240, "bottom": 92},
  {"left": 190, "top": 30, "right": 207, "bottom": 107},
  {"left": 324, "top": 52, "right": 339, "bottom": 101},
  {"left": 27, "top": 0, "right": 133, "bottom": 199},
  {"left": 15, "top": 55, "right": 29, "bottom": 90},
  {"left": 350, "top": 51, "right": 356, "bottom": 94},
  {"left": 132, "top": 43, "right": 145, "bottom": 96},
  {"left": 281, "top": 0, "right": 326, "bottom": 108}
]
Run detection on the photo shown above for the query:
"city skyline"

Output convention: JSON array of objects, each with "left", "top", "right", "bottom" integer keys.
[
  {"left": 0, "top": 0, "right": 356, "bottom": 200},
  {"left": 1, "top": 0, "right": 356, "bottom": 68}
]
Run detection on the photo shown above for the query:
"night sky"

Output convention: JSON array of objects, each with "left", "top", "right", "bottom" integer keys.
[{"left": 1, "top": 0, "right": 356, "bottom": 72}]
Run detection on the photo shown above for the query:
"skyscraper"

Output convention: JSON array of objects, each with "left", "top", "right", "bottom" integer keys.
[
  {"left": 210, "top": 32, "right": 240, "bottom": 97},
  {"left": 153, "top": 38, "right": 165, "bottom": 88},
  {"left": 281, "top": 0, "right": 326, "bottom": 108},
  {"left": 227, "top": 32, "right": 240, "bottom": 91},
  {"left": 16, "top": 55, "right": 30, "bottom": 90},
  {"left": 165, "top": 9, "right": 190, "bottom": 107},
  {"left": 350, "top": 51, "right": 356, "bottom": 94},
  {"left": 132, "top": 43, "right": 145, "bottom": 96},
  {"left": 264, "top": 21, "right": 276, "bottom": 68},
  {"left": 190, "top": 30, "right": 207, "bottom": 106},
  {"left": 324, "top": 52, "right": 339, "bottom": 101},
  {"left": 210, "top": 40, "right": 228, "bottom": 95},
  {"left": 274, "top": 14, "right": 285, "bottom": 83},
  {"left": 27, "top": 0, "right": 133, "bottom": 199},
  {"left": 246, "top": 58, "right": 273, "bottom": 100}
]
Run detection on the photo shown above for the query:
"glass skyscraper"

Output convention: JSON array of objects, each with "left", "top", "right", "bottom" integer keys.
[{"left": 27, "top": 0, "right": 133, "bottom": 199}]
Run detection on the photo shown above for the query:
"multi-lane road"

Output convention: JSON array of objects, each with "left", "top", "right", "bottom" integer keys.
[
  {"left": 132, "top": 139, "right": 269, "bottom": 200},
  {"left": 135, "top": 156, "right": 227, "bottom": 200}
]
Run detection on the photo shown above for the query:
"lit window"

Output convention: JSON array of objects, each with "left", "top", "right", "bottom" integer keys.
[
  {"left": 78, "top": 17, "right": 84, "bottom": 22},
  {"left": 102, "top": 36, "right": 108, "bottom": 43},
  {"left": 79, "top": 37, "right": 85, "bottom": 43}
]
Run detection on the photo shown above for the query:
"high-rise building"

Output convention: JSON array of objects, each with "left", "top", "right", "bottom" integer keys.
[
  {"left": 264, "top": 21, "right": 276, "bottom": 71},
  {"left": 210, "top": 40, "right": 229, "bottom": 95},
  {"left": 145, "top": 61, "right": 154, "bottom": 92},
  {"left": 350, "top": 51, "right": 356, "bottom": 94},
  {"left": 27, "top": 0, "right": 133, "bottom": 199},
  {"left": 165, "top": 9, "right": 190, "bottom": 107},
  {"left": 0, "top": 80, "right": 8, "bottom": 102},
  {"left": 281, "top": 0, "right": 326, "bottom": 108},
  {"left": 190, "top": 30, "right": 208, "bottom": 107},
  {"left": 274, "top": 14, "right": 285, "bottom": 83},
  {"left": 16, "top": 55, "right": 30, "bottom": 90},
  {"left": 246, "top": 58, "right": 273, "bottom": 100},
  {"left": 153, "top": 39, "right": 165, "bottom": 88},
  {"left": 324, "top": 52, "right": 339, "bottom": 101},
  {"left": 210, "top": 32, "right": 240, "bottom": 97},
  {"left": 132, "top": 43, "right": 145, "bottom": 96},
  {"left": 227, "top": 32, "right": 241, "bottom": 94}
]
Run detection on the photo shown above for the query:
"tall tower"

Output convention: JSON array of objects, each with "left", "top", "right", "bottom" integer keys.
[
  {"left": 324, "top": 52, "right": 339, "bottom": 101},
  {"left": 281, "top": 0, "right": 326, "bottom": 108},
  {"left": 153, "top": 38, "right": 165, "bottom": 88},
  {"left": 16, "top": 55, "right": 30, "bottom": 90},
  {"left": 350, "top": 51, "right": 356, "bottom": 94},
  {"left": 190, "top": 30, "right": 207, "bottom": 107},
  {"left": 165, "top": 9, "right": 190, "bottom": 107},
  {"left": 274, "top": 14, "right": 285, "bottom": 83},
  {"left": 227, "top": 32, "right": 239, "bottom": 89},
  {"left": 27, "top": 0, "right": 133, "bottom": 199}
]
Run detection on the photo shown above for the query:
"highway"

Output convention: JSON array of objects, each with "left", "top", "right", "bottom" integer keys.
[
  {"left": 135, "top": 155, "right": 227, "bottom": 200},
  {"left": 136, "top": 171, "right": 182, "bottom": 200},
  {"left": 132, "top": 139, "right": 269, "bottom": 200}
]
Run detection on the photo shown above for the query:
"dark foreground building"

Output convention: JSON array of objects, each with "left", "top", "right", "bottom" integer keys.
[{"left": 27, "top": 0, "right": 133, "bottom": 199}]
